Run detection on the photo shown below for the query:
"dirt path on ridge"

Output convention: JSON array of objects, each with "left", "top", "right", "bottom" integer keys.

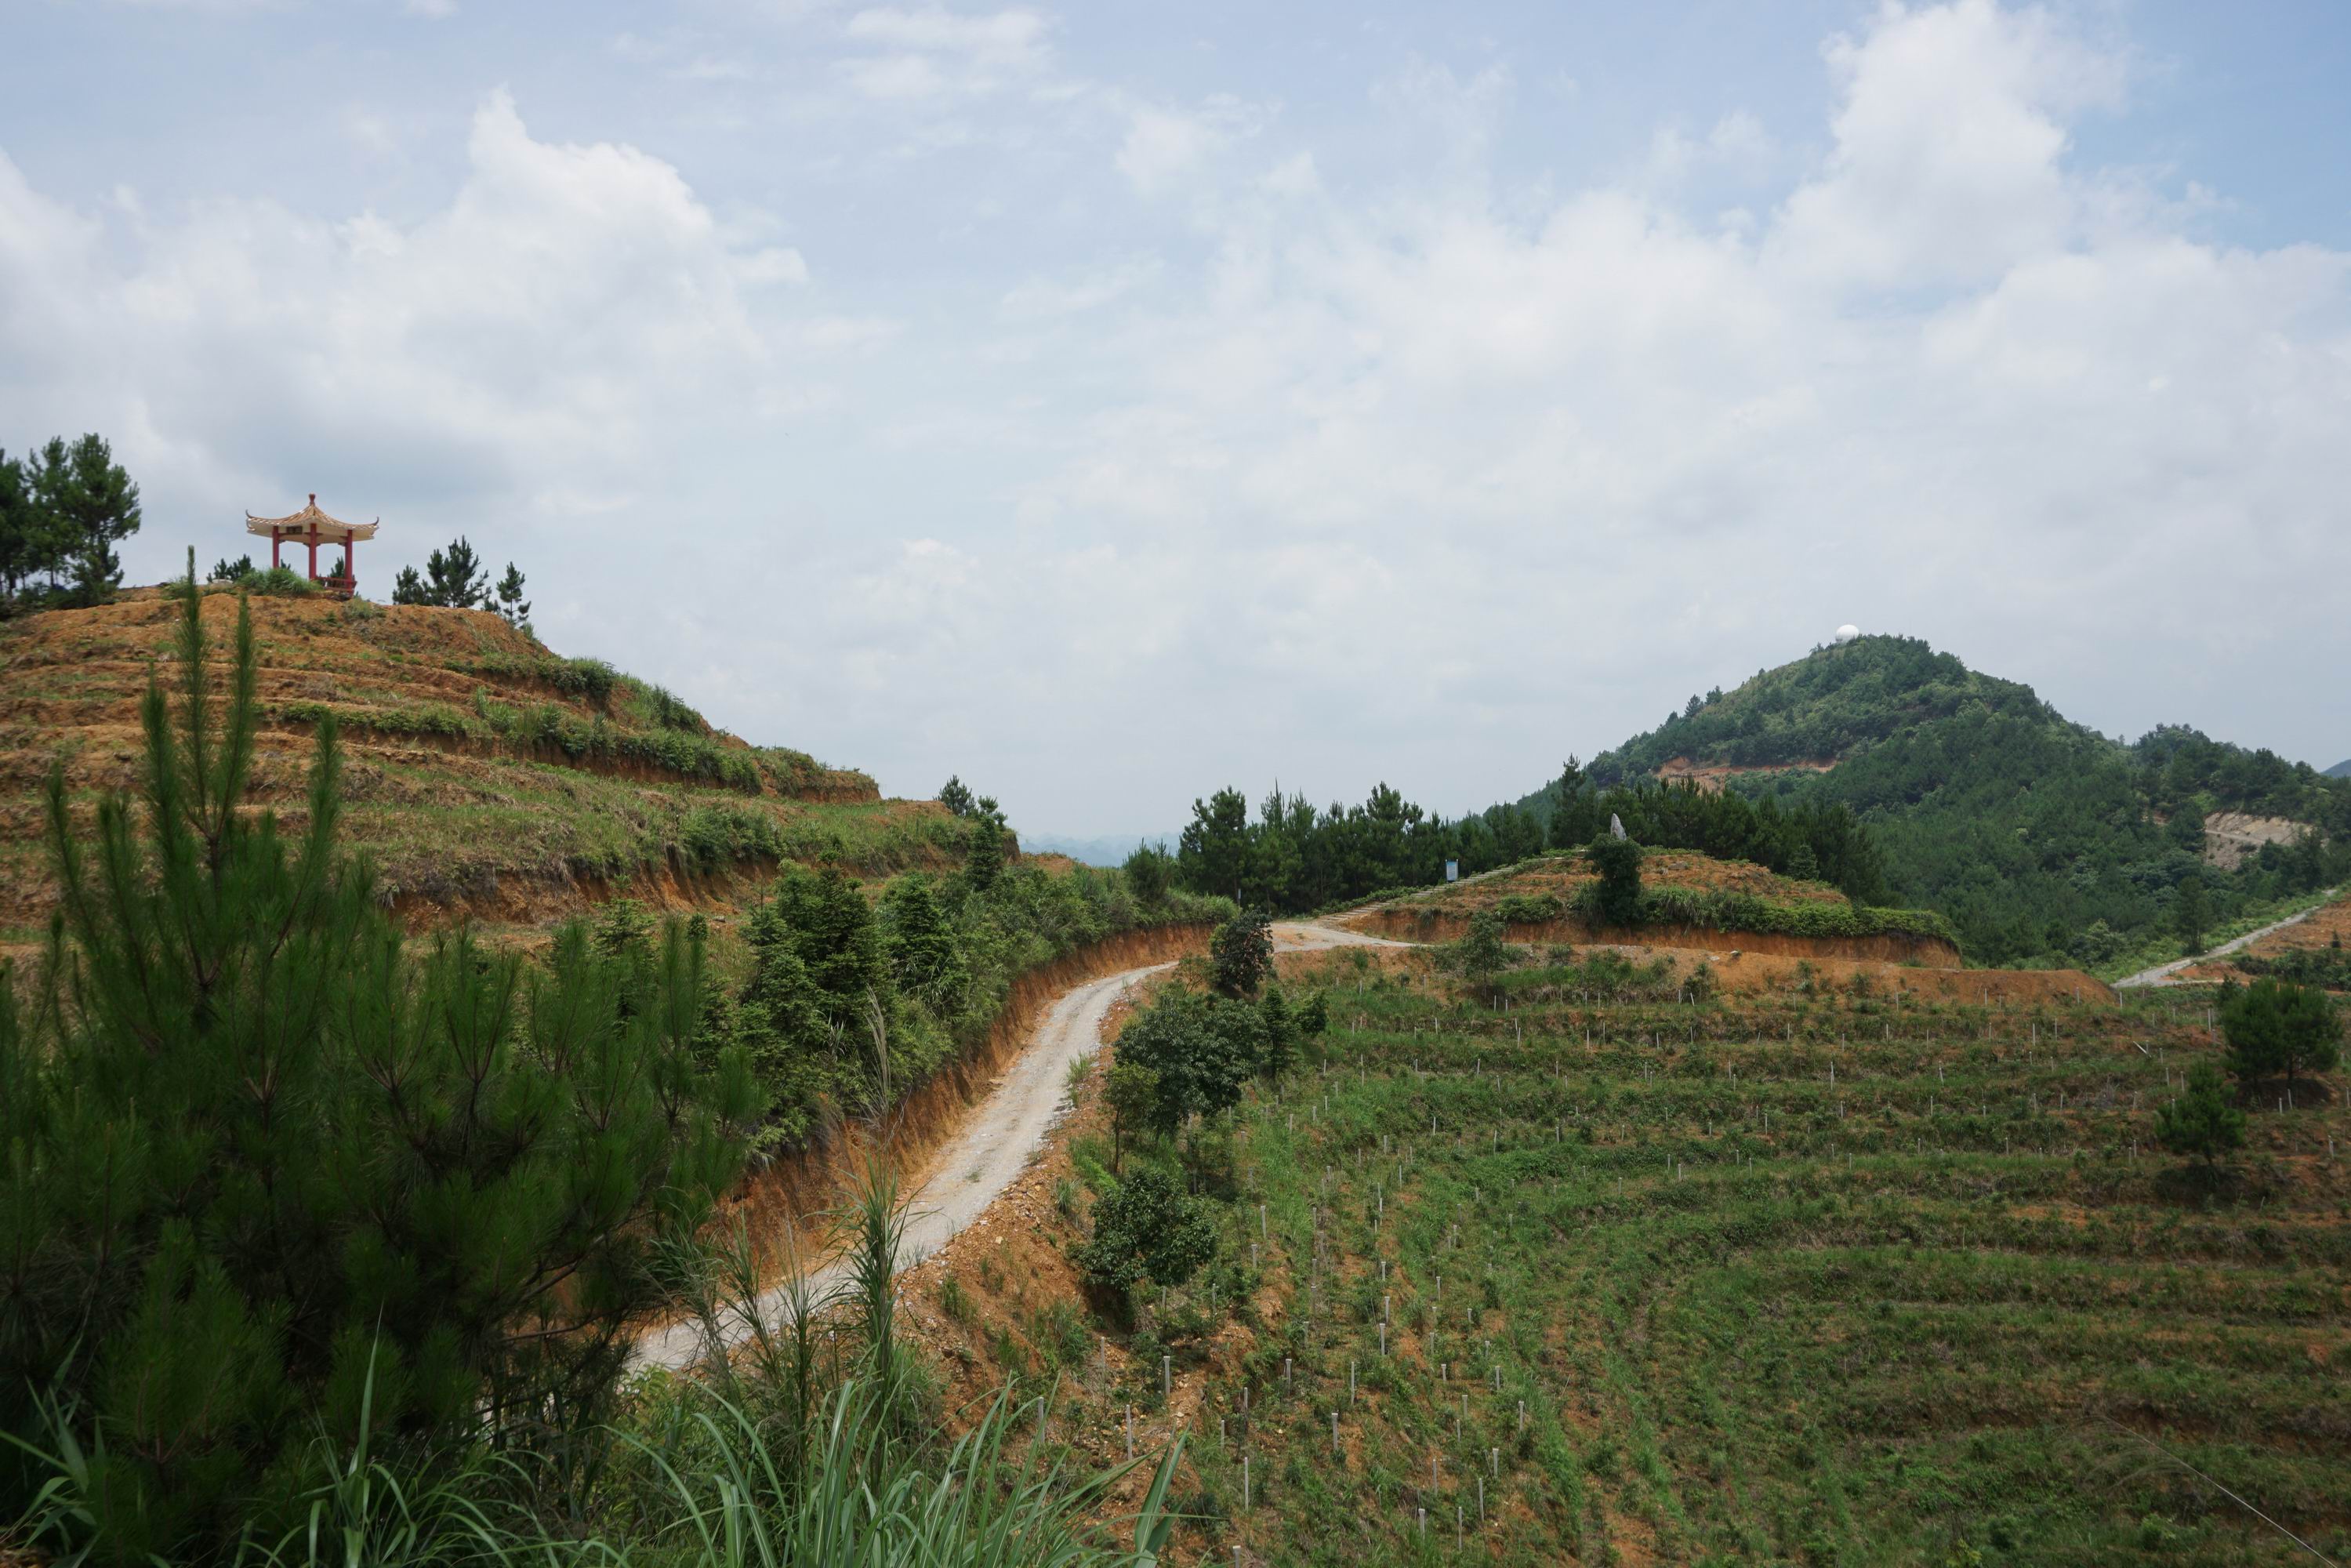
[
  {"left": 2113, "top": 889, "right": 2340, "bottom": 990},
  {"left": 633, "top": 921, "right": 1405, "bottom": 1371}
]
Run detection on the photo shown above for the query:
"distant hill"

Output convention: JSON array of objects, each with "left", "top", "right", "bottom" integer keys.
[
  {"left": 1024, "top": 829, "right": 1175, "bottom": 868},
  {"left": 2329, "top": 759, "right": 2351, "bottom": 779},
  {"left": 0, "top": 584, "right": 963, "bottom": 941},
  {"left": 1515, "top": 635, "right": 2349, "bottom": 969}
]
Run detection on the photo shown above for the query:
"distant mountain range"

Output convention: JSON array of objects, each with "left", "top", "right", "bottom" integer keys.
[
  {"left": 1024, "top": 830, "right": 1174, "bottom": 868},
  {"left": 2328, "top": 759, "right": 2351, "bottom": 779}
]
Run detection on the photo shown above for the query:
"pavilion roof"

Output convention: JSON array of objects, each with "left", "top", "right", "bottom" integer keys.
[{"left": 245, "top": 494, "right": 379, "bottom": 543}]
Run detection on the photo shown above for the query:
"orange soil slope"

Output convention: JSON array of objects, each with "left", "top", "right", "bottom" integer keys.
[
  {"left": 1656, "top": 755, "right": 1837, "bottom": 791},
  {"left": 0, "top": 586, "right": 956, "bottom": 937},
  {"left": 1282, "top": 941, "right": 2114, "bottom": 1007}
]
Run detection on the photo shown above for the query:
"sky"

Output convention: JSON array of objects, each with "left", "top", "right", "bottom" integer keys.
[{"left": 4, "top": 0, "right": 2348, "bottom": 841}]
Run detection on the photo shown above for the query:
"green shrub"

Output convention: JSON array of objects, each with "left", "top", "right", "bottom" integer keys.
[
  {"left": 1584, "top": 836, "right": 1644, "bottom": 924},
  {"left": 679, "top": 803, "right": 784, "bottom": 870},
  {"left": 0, "top": 570, "right": 761, "bottom": 1559},
  {"left": 1493, "top": 892, "right": 1565, "bottom": 924},
  {"left": 546, "top": 655, "right": 618, "bottom": 706},
  {"left": 246, "top": 564, "right": 317, "bottom": 597},
  {"left": 1073, "top": 1169, "right": 1217, "bottom": 1298},
  {"left": 1568, "top": 882, "right": 1957, "bottom": 946}
]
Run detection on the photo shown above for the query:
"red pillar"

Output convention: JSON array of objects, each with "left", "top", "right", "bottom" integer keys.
[
  {"left": 344, "top": 535, "right": 356, "bottom": 593},
  {"left": 306, "top": 524, "right": 318, "bottom": 583},
  {"left": 272, "top": 531, "right": 282, "bottom": 570}
]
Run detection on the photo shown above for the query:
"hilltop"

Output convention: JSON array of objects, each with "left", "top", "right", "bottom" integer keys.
[
  {"left": 1341, "top": 846, "right": 1957, "bottom": 960},
  {"left": 1515, "top": 635, "right": 2349, "bottom": 970},
  {"left": 0, "top": 583, "right": 967, "bottom": 940}
]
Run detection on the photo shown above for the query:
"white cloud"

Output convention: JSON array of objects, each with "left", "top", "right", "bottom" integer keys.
[
  {"left": 999, "top": 258, "right": 1158, "bottom": 320},
  {"left": 1644, "top": 111, "right": 1775, "bottom": 188},
  {"left": 1115, "top": 95, "right": 1266, "bottom": 194},
  {"left": 837, "top": 5, "right": 1049, "bottom": 99},
  {"left": 843, "top": 5, "right": 1047, "bottom": 64},
  {"left": 1370, "top": 59, "right": 1514, "bottom": 160},
  {"left": 1769, "top": 0, "right": 2127, "bottom": 289},
  {"left": 0, "top": 89, "right": 819, "bottom": 533}
]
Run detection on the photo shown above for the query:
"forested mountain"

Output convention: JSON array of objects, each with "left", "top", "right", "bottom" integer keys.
[
  {"left": 2329, "top": 759, "right": 2351, "bottom": 779},
  {"left": 1516, "top": 636, "right": 2349, "bottom": 968}
]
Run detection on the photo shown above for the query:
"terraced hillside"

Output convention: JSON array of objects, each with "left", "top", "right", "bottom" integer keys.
[
  {"left": 0, "top": 585, "right": 963, "bottom": 940},
  {"left": 1339, "top": 848, "right": 1969, "bottom": 968},
  {"left": 913, "top": 944, "right": 2347, "bottom": 1566}
]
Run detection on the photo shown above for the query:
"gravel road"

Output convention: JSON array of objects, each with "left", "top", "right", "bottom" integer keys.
[
  {"left": 634, "top": 920, "right": 1404, "bottom": 1370},
  {"left": 2113, "top": 890, "right": 2339, "bottom": 990}
]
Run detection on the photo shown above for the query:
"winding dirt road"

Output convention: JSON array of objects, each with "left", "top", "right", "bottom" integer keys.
[
  {"left": 2113, "top": 890, "right": 2339, "bottom": 990},
  {"left": 634, "top": 920, "right": 1402, "bottom": 1371}
]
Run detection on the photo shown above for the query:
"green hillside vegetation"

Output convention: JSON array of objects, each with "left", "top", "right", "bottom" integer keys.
[
  {"left": 1056, "top": 939, "right": 2350, "bottom": 1566},
  {"left": 1515, "top": 637, "right": 2349, "bottom": 970},
  {"left": 1377, "top": 847, "right": 1955, "bottom": 949},
  {"left": 1168, "top": 779, "right": 1887, "bottom": 917},
  {"left": 0, "top": 572, "right": 1217, "bottom": 1563}
]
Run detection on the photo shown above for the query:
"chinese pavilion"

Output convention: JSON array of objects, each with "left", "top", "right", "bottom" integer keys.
[{"left": 245, "top": 494, "right": 378, "bottom": 596}]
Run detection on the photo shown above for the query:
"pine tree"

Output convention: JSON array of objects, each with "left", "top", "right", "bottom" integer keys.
[
  {"left": 393, "top": 537, "right": 492, "bottom": 608},
  {"left": 42, "top": 434, "right": 141, "bottom": 604},
  {"left": 0, "top": 556, "right": 760, "bottom": 1559},
  {"left": 22, "top": 438, "right": 89, "bottom": 593},
  {"left": 733, "top": 895, "right": 833, "bottom": 1149},
  {"left": 2156, "top": 1058, "right": 2245, "bottom": 1172},
  {"left": 773, "top": 866, "right": 890, "bottom": 1018},
  {"left": 1258, "top": 987, "right": 1297, "bottom": 1081},
  {"left": 1178, "top": 787, "right": 1251, "bottom": 899},
  {"left": 881, "top": 872, "right": 965, "bottom": 1008},
  {"left": 1587, "top": 835, "right": 1645, "bottom": 927},
  {"left": 1547, "top": 756, "right": 1602, "bottom": 849},
  {"left": 1457, "top": 909, "right": 1510, "bottom": 1003},
  {"left": 2173, "top": 876, "right": 2209, "bottom": 955},
  {"left": 426, "top": 536, "right": 488, "bottom": 606},
  {"left": 0, "top": 448, "right": 38, "bottom": 612},
  {"left": 2221, "top": 976, "right": 2341, "bottom": 1103},
  {"left": 1123, "top": 841, "right": 1173, "bottom": 903},
  {"left": 494, "top": 562, "right": 532, "bottom": 629},
  {"left": 960, "top": 799, "right": 1009, "bottom": 893},
  {"left": 1297, "top": 989, "right": 1329, "bottom": 1040}
]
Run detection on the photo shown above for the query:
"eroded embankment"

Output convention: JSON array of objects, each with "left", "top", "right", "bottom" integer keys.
[
  {"left": 1337, "top": 906, "right": 1963, "bottom": 967},
  {"left": 727, "top": 924, "right": 1214, "bottom": 1252},
  {"left": 1286, "top": 938, "right": 2114, "bottom": 1007}
]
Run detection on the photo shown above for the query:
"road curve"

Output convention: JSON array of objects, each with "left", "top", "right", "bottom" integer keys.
[
  {"left": 634, "top": 920, "right": 1406, "bottom": 1371},
  {"left": 2113, "top": 889, "right": 2339, "bottom": 990}
]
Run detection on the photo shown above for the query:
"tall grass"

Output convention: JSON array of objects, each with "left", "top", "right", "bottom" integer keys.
[{"left": 9, "top": 1167, "right": 1188, "bottom": 1568}]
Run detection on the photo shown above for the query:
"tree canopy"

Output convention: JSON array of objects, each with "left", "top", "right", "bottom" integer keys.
[{"left": 0, "top": 432, "right": 141, "bottom": 612}]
